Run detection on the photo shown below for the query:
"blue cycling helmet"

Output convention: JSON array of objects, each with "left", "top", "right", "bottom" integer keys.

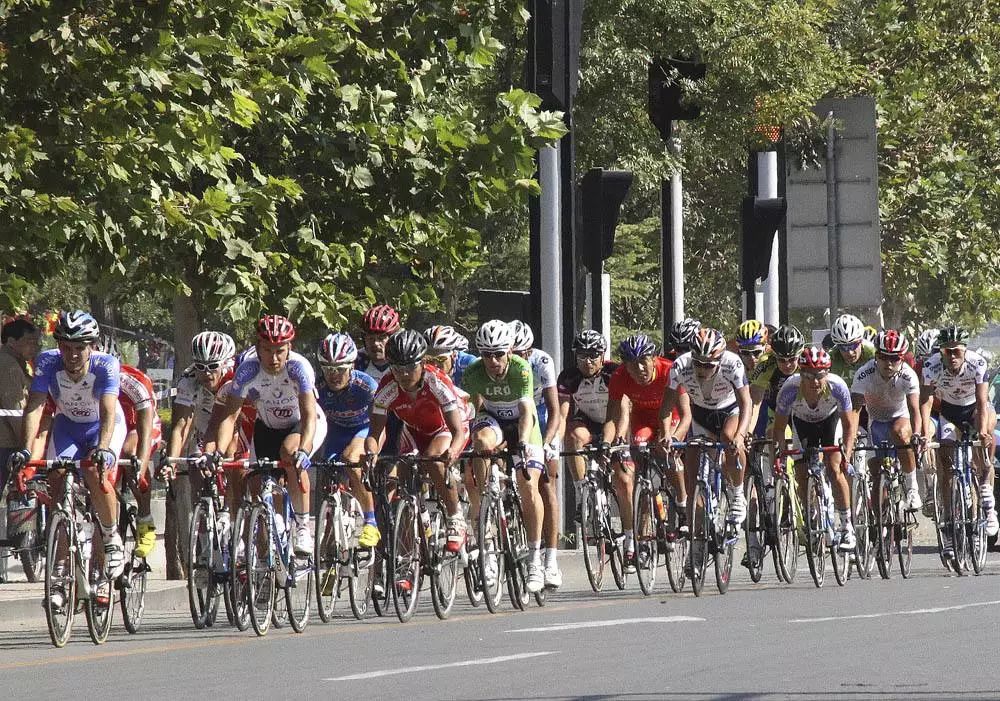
[{"left": 618, "top": 334, "right": 657, "bottom": 362}]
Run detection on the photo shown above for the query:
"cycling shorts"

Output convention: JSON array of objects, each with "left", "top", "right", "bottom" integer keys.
[
  {"left": 691, "top": 403, "right": 739, "bottom": 438},
  {"left": 470, "top": 415, "right": 544, "bottom": 471},
  {"left": 567, "top": 414, "right": 603, "bottom": 439},
  {"left": 791, "top": 413, "right": 841, "bottom": 453},
  {"left": 937, "top": 401, "right": 978, "bottom": 442},
  {"left": 250, "top": 414, "right": 327, "bottom": 464},
  {"left": 324, "top": 424, "right": 368, "bottom": 461},
  {"left": 398, "top": 421, "right": 468, "bottom": 455},
  {"left": 47, "top": 412, "right": 128, "bottom": 484}
]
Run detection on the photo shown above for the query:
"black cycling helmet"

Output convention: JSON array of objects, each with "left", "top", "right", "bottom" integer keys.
[
  {"left": 667, "top": 317, "right": 700, "bottom": 350},
  {"left": 937, "top": 325, "right": 969, "bottom": 348},
  {"left": 572, "top": 329, "right": 607, "bottom": 355},
  {"left": 771, "top": 324, "right": 805, "bottom": 357},
  {"left": 386, "top": 329, "right": 427, "bottom": 365}
]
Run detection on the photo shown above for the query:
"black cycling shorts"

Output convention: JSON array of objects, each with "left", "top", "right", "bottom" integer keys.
[
  {"left": 792, "top": 412, "right": 839, "bottom": 450},
  {"left": 692, "top": 403, "right": 739, "bottom": 437}
]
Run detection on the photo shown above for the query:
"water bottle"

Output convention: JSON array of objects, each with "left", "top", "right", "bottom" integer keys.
[
  {"left": 216, "top": 511, "right": 231, "bottom": 571},
  {"left": 420, "top": 509, "right": 432, "bottom": 541},
  {"left": 654, "top": 493, "right": 667, "bottom": 521},
  {"left": 78, "top": 516, "right": 94, "bottom": 562},
  {"left": 273, "top": 512, "right": 286, "bottom": 540}
]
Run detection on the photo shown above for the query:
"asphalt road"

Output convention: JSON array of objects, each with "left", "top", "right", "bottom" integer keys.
[{"left": 2, "top": 546, "right": 1000, "bottom": 700}]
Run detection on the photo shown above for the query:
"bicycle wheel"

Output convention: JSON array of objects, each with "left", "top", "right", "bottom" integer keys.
[
  {"left": 852, "top": 474, "right": 872, "bottom": 579},
  {"left": 429, "top": 510, "right": 459, "bottom": 620},
  {"left": 85, "top": 528, "right": 114, "bottom": 645},
  {"left": 970, "top": 473, "right": 988, "bottom": 575},
  {"left": 349, "top": 547, "right": 375, "bottom": 619},
  {"left": 744, "top": 475, "right": 766, "bottom": 584},
  {"left": 804, "top": 478, "right": 825, "bottom": 588},
  {"left": 874, "top": 476, "right": 894, "bottom": 579},
  {"left": 187, "top": 501, "right": 215, "bottom": 629},
  {"left": 17, "top": 514, "right": 44, "bottom": 582},
  {"left": 689, "top": 483, "right": 710, "bottom": 597},
  {"left": 664, "top": 491, "right": 687, "bottom": 593},
  {"left": 44, "top": 511, "right": 76, "bottom": 648},
  {"left": 831, "top": 490, "right": 848, "bottom": 587},
  {"left": 607, "top": 487, "right": 626, "bottom": 590},
  {"left": 898, "top": 504, "right": 916, "bottom": 578},
  {"left": 228, "top": 506, "right": 251, "bottom": 631},
  {"left": 314, "top": 498, "right": 341, "bottom": 623},
  {"left": 504, "top": 493, "right": 530, "bottom": 611},
  {"left": 579, "top": 484, "right": 606, "bottom": 592},
  {"left": 285, "top": 550, "right": 313, "bottom": 633},
  {"left": 245, "top": 505, "right": 275, "bottom": 636},
  {"left": 634, "top": 481, "right": 658, "bottom": 596},
  {"left": 931, "top": 473, "right": 951, "bottom": 571},
  {"left": 119, "top": 510, "right": 147, "bottom": 634},
  {"left": 463, "top": 548, "right": 484, "bottom": 607},
  {"left": 478, "top": 492, "right": 505, "bottom": 613},
  {"left": 949, "top": 475, "right": 969, "bottom": 574},
  {"left": 773, "top": 478, "right": 798, "bottom": 583},
  {"left": 391, "top": 498, "right": 421, "bottom": 623}
]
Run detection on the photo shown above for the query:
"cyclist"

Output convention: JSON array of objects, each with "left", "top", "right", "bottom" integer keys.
[
  {"left": 735, "top": 320, "right": 769, "bottom": 375},
  {"left": 914, "top": 328, "right": 941, "bottom": 512},
  {"left": 605, "top": 334, "right": 690, "bottom": 573},
  {"left": 748, "top": 324, "right": 806, "bottom": 438},
  {"left": 851, "top": 330, "right": 923, "bottom": 510},
  {"left": 365, "top": 330, "right": 471, "bottom": 563},
  {"left": 462, "top": 320, "right": 546, "bottom": 592},
  {"left": 8, "top": 311, "right": 127, "bottom": 580},
  {"left": 356, "top": 304, "right": 401, "bottom": 382},
  {"left": 663, "top": 318, "right": 700, "bottom": 360},
  {"left": 424, "top": 325, "right": 477, "bottom": 386},
  {"left": 204, "top": 315, "right": 326, "bottom": 556},
  {"left": 920, "top": 325, "right": 998, "bottom": 540},
  {"left": 771, "top": 346, "right": 858, "bottom": 549},
  {"left": 510, "top": 320, "right": 563, "bottom": 586},
  {"left": 829, "top": 314, "right": 876, "bottom": 386},
  {"left": 316, "top": 332, "right": 380, "bottom": 548},
  {"left": 168, "top": 332, "right": 237, "bottom": 458},
  {"left": 663, "top": 328, "right": 751, "bottom": 527}
]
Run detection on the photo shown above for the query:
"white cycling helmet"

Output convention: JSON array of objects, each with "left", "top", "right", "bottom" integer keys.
[
  {"left": 318, "top": 332, "right": 358, "bottom": 365},
  {"left": 509, "top": 320, "right": 534, "bottom": 352},
  {"left": 476, "top": 320, "right": 514, "bottom": 354},
  {"left": 424, "top": 325, "right": 467, "bottom": 354},
  {"left": 191, "top": 331, "right": 236, "bottom": 365},
  {"left": 830, "top": 313, "right": 865, "bottom": 345},
  {"left": 54, "top": 310, "right": 100, "bottom": 342},
  {"left": 915, "top": 329, "right": 939, "bottom": 358}
]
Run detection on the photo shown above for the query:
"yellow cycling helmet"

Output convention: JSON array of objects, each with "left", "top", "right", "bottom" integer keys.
[
  {"left": 736, "top": 319, "right": 768, "bottom": 348},
  {"left": 862, "top": 325, "right": 878, "bottom": 344}
]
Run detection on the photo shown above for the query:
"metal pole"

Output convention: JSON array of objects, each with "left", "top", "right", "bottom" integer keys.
[
  {"left": 661, "top": 128, "right": 684, "bottom": 337},
  {"left": 758, "top": 151, "right": 779, "bottom": 325},
  {"left": 539, "top": 143, "right": 563, "bottom": 372},
  {"left": 825, "top": 112, "right": 840, "bottom": 316},
  {"left": 601, "top": 272, "right": 612, "bottom": 356}
]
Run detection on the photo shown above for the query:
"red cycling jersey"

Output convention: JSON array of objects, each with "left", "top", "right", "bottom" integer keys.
[
  {"left": 119, "top": 364, "right": 163, "bottom": 448},
  {"left": 608, "top": 356, "right": 683, "bottom": 441},
  {"left": 372, "top": 364, "right": 464, "bottom": 440}
]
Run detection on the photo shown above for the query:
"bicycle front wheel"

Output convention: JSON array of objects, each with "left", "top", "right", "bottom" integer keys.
[
  {"left": 391, "top": 498, "right": 421, "bottom": 623},
  {"left": 245, "top": 505, "right": 276, "bottom": 636},
  {"left": 607, "top": 487, "right": 626, "bottom": 591},
  {"left": 852, "top": 474, "right": 872, "bottom": 580},
  {"left": 689, "top": 483, "right": 710, "bottom": 597},
  {"left": 187, "top": 501, "right": 215, "bottom": 629},
  {"left": 664, "top": 491, "right": 688, "bottom": 593},
  {"left": 477, "top": 491, "right": 505, "bottom": 613},
  {"left": 504, "top": 493, "right": 530, "bottom": 611},
  {"left": 119, "top": 508, "right": 147, "bottom": 634},
  {"left": 85, "top": 528, "right": 114, "bottom": 645},
  {"left": 744, "top": 475, "right": 766, "bottom": 584},
  {"left": 804, "top": 478, "right": 825, "bottom": 588},
  {"left": 773, "top": 478, "right": 798, "bottom": 583},
  {"left": 713, "top": 489, "right": 734, "bottom": 595},
  {"left": 228, "top": 506, "right": 251, "bottom": 631},
  {"left": 874, "top": 476, "right": 894, "bottom": 579},
  {"left": 349, "top": 547, "right": 375, "bottom": 620},
  {"left": 285, "top": 550, "right": 314, "bottom": 633},
  {"left": 579, "top": 484, "right": 606, "bottom": 592},
  {"left": 44, "top": 511, "right": 76, "bottom": 648},
  {"left": 634, "top": 481, "right": 658, "bottom": 596},
  {"left": 429, "top": 511, "right": 459, "bottom": 620},
  {"left": 314, "top": 498, "right": 341, "bottom": 623},
  {"left": 970, "top": 472, "right": 988, "bottom": 575}
]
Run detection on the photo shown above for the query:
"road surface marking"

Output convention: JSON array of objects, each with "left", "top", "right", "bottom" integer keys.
[
  {"left": 789, "top": 599, "right": 1000, "bottom": 623},
  {"left": 322, "top": 651, "right": 557, "bottom": 681},
  {"left": 506, "top": 616, "right": 704, "bottom": 633}
]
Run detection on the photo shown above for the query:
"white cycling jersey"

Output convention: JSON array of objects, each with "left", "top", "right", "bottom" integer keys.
[
  {"left": 776, "top": 373, "right": 852, "bottom": 422},
  {"left": 527, "top": 348, "right": 557, "bottom": 405},
  {"left": 852, "top": 360, "right": 919, "bottom": 422},
  {"left": 229, "top": 351, "right": 316, "bottom": 429},
  {"left": 921, "top": 350, "right": 988, "bottom": 407},
  {"left": 669, "top": 350, "right": 747, "bottom": 409}
]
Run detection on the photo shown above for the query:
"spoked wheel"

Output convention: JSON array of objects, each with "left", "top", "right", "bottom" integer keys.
[
  {"left": 314, "top": 499, "right": 342, "bottom": 623},
  {"left": 271, "top": 589, "right": 288, "bottom": 628},
  {"left": 478, "top": 492, "right": 506, "bottom": 613},
  {"left": 831, "top": 492, "right": 848, "bottom": 587},
  {"left": 970, "top": 474, "right": 987, "bottom": 575},
  {"left": 607, "top": 488, "right": 626, "bottom": 591},
  {"left": 285, "top": 552, "right": 314, "bottom": 633},
  {"left": 689, "top": 484, "right": 710, "bottom": 597},
  {"left": 429, "top": 511, "right": 459, "bottom": 620},
  {"left": 633, "top": 482, "right": 658, "bottom": 596},
  {"left": 371, "top": 542, "right": 392, "bottom": 617},
  {"left": 228, "top": 506, "right": 251, "bottom": 631},
  {"left": 504, "top": 495, "right": 530, "bottom": 611},
  {"left": 187, "top": 502, "right": 217, "bottom": 629},
  {"left": 44, "top": 512, "right": 76, "bottom": 648},
  {"left": 713, "top": 489, "right": 735, "bottom": 595},
  {"left": 119, "top": 512, "right": 148, "bottom": 634},
  {"left": 245, "top": 505, "right": 276, "bottom": 636},
  {"left": 391, "top": 498, "right": 421, "bottom": 623},
  {"left": 349, "top": 548, "right": 375, "bottom": 619},
  {"left": 932, "top": 473, "right": 952, "bottom": 571},
  {"left": 463, "top": 545, "right": 484, "bottom": 608},
  {"left": 773, "top": 479, "right": 799, "bottom": 583},
  {"left": 949, "top": 476, "right": 970, "bottom": 575},
  {"left": 743, "top": 476, "right": 766, "bottom": 584},
  {"left": 579, "top": 485, "right": 606, "bottom": 592},
  {"left": 852, "top": 474, "right": 872, "bottom": 579},
  {"left": 804, "top": 479, "right": 826, "bottom": 588},
  {"left": 663, "top": 491, "right": 688, "bottom": 593},
  {"left": 85, "top": 528, "right": 114, "bottom": 645},
  {"left": 874, "top": 477, "right": 894, "bottom": 579},
  {"left": 897, "top": 505, "right": 916, "bottom": 578}
]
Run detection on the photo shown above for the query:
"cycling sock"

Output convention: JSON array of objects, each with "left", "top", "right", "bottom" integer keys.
[
  {"left": 624, "top": 529, "right": 634, "bottom": 552},
  {"left": 364, "top": 511, "right": 377, "bottom": 526},
  {"left": 294, "top": 511, "right": 311, "bottom": 526},
  {"left": 732, "top": 483, "right": 745, "bottom": 498},
  {"left": 98, "top": 519, "right": 116, "bottom": 539},
  {"left": 903, "top": 470, "right": 918, "bottom": 491},
  {"left": 529, "top": 541, "right": 542, "bottom": 565},
  {"left": 837, "top": 509, "right": 850, "bottom": 528},
  {"left": 544, "top": 547, "right": 557, "bottom": 567}
]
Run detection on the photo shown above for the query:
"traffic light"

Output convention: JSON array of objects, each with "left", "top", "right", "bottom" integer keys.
[
  {"left": 648, "top": 55, "right": 706, "bottom": 142},
  {"left": 526, "top": 0, "right": 584, "bottom": 110},
  {"left": 741, "top": 195, "right": 786, "bottom": 289},
  {"left": 580, "top": 168, "right": 634, "bottom": 272}
]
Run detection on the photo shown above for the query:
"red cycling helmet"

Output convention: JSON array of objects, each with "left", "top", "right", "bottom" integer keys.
[
  {"left": 362, "top": 304, "right": 400, "bottom": 334},
  {"left": 257, "top": 315, "right": 296, "bottom": 344},
  {"left": 798, "top": 345, "right": 832, "bottom": 371},
  {"left": 875, "top": 329, "right": 909, "bottom": 356}
]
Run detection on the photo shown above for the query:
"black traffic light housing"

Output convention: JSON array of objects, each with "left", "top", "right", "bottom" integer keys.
[
  {"left": 648, "top": 55, "right": 707, "bottom": 143},
  {"left": 525, "top": 0, "right": 584, "bottom": 111},
  {"left": 581, "top": 168, "right": 634, "bottom": 272},
  {"left": 741, "top": 196, "right": 787, "bottom": 289}
]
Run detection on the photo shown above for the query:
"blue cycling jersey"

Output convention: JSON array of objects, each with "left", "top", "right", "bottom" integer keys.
[
  {"left": 451, "top": 351, "right": 477, "bottom": 387},
  {"left": 317, "top": 370, "right": 377, "bottom": 429}
]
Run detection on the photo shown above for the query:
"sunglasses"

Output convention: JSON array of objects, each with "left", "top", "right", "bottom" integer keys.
[
  {"left": 576, "top": 352, "right": 603, "bottom": 361},
  {"left": 481, "top": 351, "right": 507, "bottom": 360},
  {"left": 836, "top": 341, "right": 862, "bottom": 352},
  {"left": 876, "top": 353, "right": 902, "bottom": 363},
  {"left": 425, "top": 354, "right": 452, "bottom": 365},
  {"left": 801, "top": 370, "right": 829, "bottom": 380},
  {"left": 693, "top": 359, "right": 720, "bottom": 369},
  {"left": 193, "top": 360, "right": 226, "bottom": 372},
  {"left": 320, "top": 363, "right": 353, "bottom": 373},
  {"left": 941, "top": 346, "right": 965, "bottom": 356},
  {"left": 776, "top": 354, "right": 799, "bottom": 363},
  {"left": 738, "top": 348, "right": 765, "bottom": 358},
  {"left": 390, "top": 361, "right": 421, "bottom": 373}
]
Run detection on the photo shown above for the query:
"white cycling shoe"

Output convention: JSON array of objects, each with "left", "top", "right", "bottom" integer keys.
[
  {"left": 526, "top": 562, "right": 544, "bottom": 593},
  {"left": 838, "top": 526, "right": 857, "bottom": 552},
  {"left": 904, "top": 488, "right": 923, "bottom": 512},
  {"left": 294, "top": 523, "right": 314, "bottom": 556},
  {"left": 986, "top": 508, "right": 999, "bottom": 538},
  {"left": 544, "top": 564, "right": 562, "bottom": 589},
  {"left": 104, "top": 531, "right": 125, "bottom": 580},
  {"left": 728, "top": 493, "right": 747, "bottom": 527}
]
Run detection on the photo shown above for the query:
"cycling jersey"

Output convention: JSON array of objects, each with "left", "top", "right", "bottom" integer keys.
[
  {"left": 355, "top": 350, "right": 391, "bottom": 383},
  {"left": 230, "top": 351, "right": 316, "bottom": 429},
  {"left": 31, "top": 349, "right": 120, "bottom": 423},
  {"left": 557, "top": 362, "right": 617, "bottom": 424},
  {"left": 749, "top": 353, "right": 795, "bottom": 406},
  {"left": 174, "top": 368, "right": 234, "bottom": 441},
  {"left": 669, "top": 351, "right": 747, "bottom": 410},
  {"left": 317, "top": 370, "right": 377, "bottom": 429},
  {"left": 463, "top": 355, "right": 543, "bottom": 445},
  {"left": 921, "top": 350, "right": 988, "bottom": 407},
  {"left": 372, "top": 364, "right": 462, "bottom": 438},
  {"left": 851, "top": 360, "right": 919, "bottom": 422},
  {"left": 776, "top": 374, "right": 852, "bottom": 423},
  {"left": 525, "top": 349, "right": 557, "bottom": 405},
  {"left": 829, "top": 342, "right": 876, "bottom": 388},
  {"left": 214, "top": 378, "right": 256, "bottom": 458},
  {"left": 608, "top": 356, "right": 680, "bottom": 430},
  {"left": 451, "top": 351, "right": 477, "bottom": 387},
  {"left": 119, "top": 364, "right": 163, "bottom": 446}
]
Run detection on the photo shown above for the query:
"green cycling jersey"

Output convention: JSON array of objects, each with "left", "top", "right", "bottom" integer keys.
[
  {"left": 829, "top": 341, "right": 876, "bottom": 388},
  {"left": 462, "top": 353, "right": 543, "bottom": 444}
]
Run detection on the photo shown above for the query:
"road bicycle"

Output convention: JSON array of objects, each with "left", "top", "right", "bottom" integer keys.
[
  {"left": 932, "top": 427, "right": 988, "bottom": 575},
  {"left": 682, "top": 438, "right": 739, "bottom": 597},
  {"left": 856, "top": 441, "right": 920, "bottom": 579},
  {"left": 630, "top": 441, "right": 688, "bottom": 596}
]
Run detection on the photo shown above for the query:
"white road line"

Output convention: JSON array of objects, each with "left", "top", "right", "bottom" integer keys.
[
  {"left": 322, "top": 651, "right": 557, "bottom": 681},
  {"left": 506, "top": 616, "right": 704, "bottom": 633},
  {"left": 789, "top": 599, "right": 1000, "bottom": 624}
]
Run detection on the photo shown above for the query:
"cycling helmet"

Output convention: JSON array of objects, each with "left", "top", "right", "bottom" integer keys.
[
  {"left": 690, "top": 328, "right": 726, "bottom": 362},
  {"left": 830, "top": 314, "right": 864, "bottom": 345},
  {"left": 618, "top": 334, "right": 657, "bottom": 362},
  {"left": 937, "top": 325, "right": 968, "bottom": 348},
  {"left": 476, "top": 320, "right": 514, "bottom": 353},
  {"left": 424, "top": 325, "right": 467, "bottom": 354},
  {"left": 915, "top": 329, "right": 940, "bottom": 358},
  {"left": 191, "top": 331, "right": 236, "bottom": 364},
  {"left": 572, "top": 329, "right": 607, "bottom": 355},
  {"left": 318, "top": 332, "right": 358, "bottom": 365},
  {"left": 736, "top": 320, "right": 768, "bottom": 349},
  {"left": 94, "top": 334, "right": 120, "bottom": 358},
  {"left": 509, "top": 320, "right": 534, "bottom": 353},
  {"left": 771, "top": 324, "right": 806, "bottom": 357},
  {"left": 667, "top": 318, "right": 700, "bottom": 349},
  {"left": 257, "top": 315, "right": 295, "bottom": 344},
  {"left": 875, "top": 329, "right": 909, "bottom": 356},
  {"left": 386, "top": 329, "right": 427, "bottom": 365},
  {"left": 799, "top": 345, "right": 832, "bottom": 371},
  {"left": 362, "top": 304, "right": 401, "bottom": 334},
  {"left": 54, "top": 310, "right": 100, "bottom": 342},
  {"left": 863, "top": 325, "right": 878, "bottom": 344}
]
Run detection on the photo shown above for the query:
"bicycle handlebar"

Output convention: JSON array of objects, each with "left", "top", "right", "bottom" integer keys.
[{"left": 24, "top": 458, "right": 115, "bottom": 493}]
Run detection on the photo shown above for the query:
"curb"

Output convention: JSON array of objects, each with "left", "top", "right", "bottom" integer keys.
[{"left": 2, "top": 580, "right": 190, "bottom": 625}]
